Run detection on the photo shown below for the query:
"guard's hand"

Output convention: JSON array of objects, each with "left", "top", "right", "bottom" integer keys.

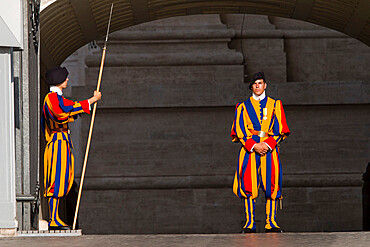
[
  {"left": 254, "top": 143, "right": 269, "bottom": 156},
  {"left": 94, "top": 91, "right": 102, "bottom": 101},
  {"left": 88, "top": 91, "right": 102, "bottom": 105}
]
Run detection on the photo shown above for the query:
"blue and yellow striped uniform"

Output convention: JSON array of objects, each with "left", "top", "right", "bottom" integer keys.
[
  {"left": 42, "top": 91, "right": 90, "bottom": 227},
  {"left": 231, "top": 96, "right": 290, "bottom": 230}
]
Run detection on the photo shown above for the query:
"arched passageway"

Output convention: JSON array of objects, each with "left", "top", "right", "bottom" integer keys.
[{"left": 41, "top": 0, "right": 370, "bottom": 69}]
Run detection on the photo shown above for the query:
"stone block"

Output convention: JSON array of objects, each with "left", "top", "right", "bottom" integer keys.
[
  {"left": 77, "top": 104, "right": 369, "bottom": 178},
  {"left": 285, "top": 38, "right": 328, "bottom": 52},
  {"left": 88, "top": 142, "right": 129, "bottom": 163},
  {"left": 84, "top": 65, "right": 243, "bottom": 85},
  {"left": 286, "top": 51, "right": 327, "bottom": 82},
  {"left": 79, "top": 188, "right": 243, "bottom": 234},
  {"left": 281, "top": 104, "right": 369, "bottom": 174},
  {"left": 222, "top": 14, "right": 277, "bottom": 32},
  {"left": 126, "top": 14, "right": 225, "bottom": 30},
  {"left": 278, "top": 82, "right": 369, "bottom": 105},
  {"left": 307, "top": 187, "right": 361, "bottom": 203},
  {"left": 278, "top": 187, "right": 362, "bottom": 232},
  {"left": 107, "top": 41, "right": 233, "bottom": 55},
  {"left": 78, "top": 182, "right": 363, "bottom": 233},
  {"left": 269, "top": 16, "right": 326, "bottom": 30},
  {"left": 74, "top": 65, "right": 247, "bottom": 108},
  {"left": 325, "top": 53, "right": 370, "bottom": 81},
  {"left": 86, "top": 50, "right": 243, "bottom": 67},
  {"left": 78, "top": 107, "right": 241, "bottom": 177},
  {"left": 243, "top": 52, "right": 286, "bottom": 83},
  {"left": 285, "top": 38, "right": 370, "bottom": 82},
  {"left": 243, "top": 39, "right": 284, "bottom": 53},
  {"left": 325, "top": 38, "right": 370, "bottom": 53},
  {"left": 279, "top": 187, "right": 309, "bottom": 204}
]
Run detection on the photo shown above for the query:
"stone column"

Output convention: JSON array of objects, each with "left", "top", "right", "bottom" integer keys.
[{"left": 0, "top": 47, "right": 18, "bottom": 235}]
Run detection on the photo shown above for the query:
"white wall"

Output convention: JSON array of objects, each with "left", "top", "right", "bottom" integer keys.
[{"left": 0, "top": 48, "right": 17, "bottom": 229}]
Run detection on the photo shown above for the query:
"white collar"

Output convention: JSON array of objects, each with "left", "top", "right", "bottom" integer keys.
[
  {"left": 50, "top": 86, "right": 63, "bottom": 96},
  {"left": 252, "top": 91, "right": 266, "bottom": 101}
]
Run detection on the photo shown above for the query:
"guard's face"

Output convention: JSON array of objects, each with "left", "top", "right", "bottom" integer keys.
[
  {"left": 60, "top": 78, "right": 69, "bottom": 89},
  {"left": 251, "top": 79, "right": 267, "bottom": 96}
]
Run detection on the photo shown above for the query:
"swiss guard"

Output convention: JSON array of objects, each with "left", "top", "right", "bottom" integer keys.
[
  {"left": 231, "top": 72, "right": 290, "bottom": 233},
  {"left": 41, "top": 66, "right": 101, "bottom": 230}
]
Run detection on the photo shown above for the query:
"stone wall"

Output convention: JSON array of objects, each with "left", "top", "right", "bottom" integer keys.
[{"left": 62, "top": 14, "right": 370, "bottom": 233}]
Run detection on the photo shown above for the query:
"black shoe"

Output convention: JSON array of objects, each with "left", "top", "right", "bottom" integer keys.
[
  {"left": 241, "top": 228, "right": 256, "bottom": 233},
  {"left": 49, "top": 225, "right": 72, "bottom": 231},
  {"left": 265, "top": 227, "right": 283, "bottom": 233}
]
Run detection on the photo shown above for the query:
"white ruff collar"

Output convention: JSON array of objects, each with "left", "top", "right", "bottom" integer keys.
[
  {"left": 50, "top": 86, "right": 63, "bottom": 96},
  {"left": 252, "top": 91, "right": 266, "bottom": 101}
]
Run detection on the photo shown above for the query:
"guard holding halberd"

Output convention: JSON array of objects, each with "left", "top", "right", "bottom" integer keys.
[
  {"left": 231, "top": 72, "right": 290, "bottom": 233},
  {"left": 41, "top": 66, "right": 101, "bottom": 230}
]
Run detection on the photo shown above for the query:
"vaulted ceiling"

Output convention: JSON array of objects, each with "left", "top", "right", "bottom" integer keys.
[{"left": 40, "top": 0, "right": 370, "bottom": 69}]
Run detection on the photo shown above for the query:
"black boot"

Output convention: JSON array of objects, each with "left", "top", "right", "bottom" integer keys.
[
  {"left": 265, "top": 227, "right": 283, "bottom": 233},
  {"left": 49, "top": 225, "right": 72, "bottom": 231},
  {"left": 241, "top": 228, "right": 256, "bottom": 233}
]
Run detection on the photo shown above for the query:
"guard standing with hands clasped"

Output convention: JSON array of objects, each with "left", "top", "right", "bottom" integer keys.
[
  {"left": 41, "top": 66, "right": 101, "bottom": 230},
  {"left": 231, "top": 72, "right": 290, "bottom": 233}
]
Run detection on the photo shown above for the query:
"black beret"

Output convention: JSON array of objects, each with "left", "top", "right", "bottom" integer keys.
[
  {"left": 249, "top": 72, "right": 266, "bottom": 90},
  {"left": 45, "top": 67, "right": 69, "bottom": 85}
]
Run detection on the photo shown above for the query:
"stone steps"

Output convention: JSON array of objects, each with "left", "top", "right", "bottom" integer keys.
[{"left": 0, "top": 230, "right": 82, "bottom": 237}]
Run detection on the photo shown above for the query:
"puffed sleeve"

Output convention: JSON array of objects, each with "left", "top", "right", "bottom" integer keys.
[
  {"left": 264, "top": 100, "right": 290, "bottom": 150},
  {"left": 46, "top": 92, "right": 90, "bottom": 124},
  {"left": 231, "top": 103, "right": 259, "bottom": 151}
]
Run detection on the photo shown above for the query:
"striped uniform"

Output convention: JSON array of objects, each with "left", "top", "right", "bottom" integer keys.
[
  {"left": 231, "top": 96, "right": 290, "bottom": 230},
  {"left": 42, "top": 91, "right": 90, "bottom": 227}
]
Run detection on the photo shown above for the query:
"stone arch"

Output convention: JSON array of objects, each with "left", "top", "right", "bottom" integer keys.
[{"left": 40, "top": 0, "right": 370, "bottom": 69}]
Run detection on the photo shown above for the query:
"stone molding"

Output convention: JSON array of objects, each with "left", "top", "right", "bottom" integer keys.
[
  {"left": 82, "top": 173, "right": 363, "bottom": 190},
  {"left": 234, "top": 30, "right": 347, "bottom": 39},
  {"left": 85, "top": 52, "right": 243, "bottom": 67},
  {"left": 108, "top": 29, "right": 235, "bottom": 41},
  {"left": 106, "top": 29, "right": 345, "bottom": 43}
]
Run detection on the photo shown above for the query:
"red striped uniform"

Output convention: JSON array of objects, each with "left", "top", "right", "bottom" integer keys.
[
  {"left": 231, "top": 96, "right": 290, "bottom": 230},
  {"left": 42, "top": 91, "right": 90, "bottom": 227}
]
